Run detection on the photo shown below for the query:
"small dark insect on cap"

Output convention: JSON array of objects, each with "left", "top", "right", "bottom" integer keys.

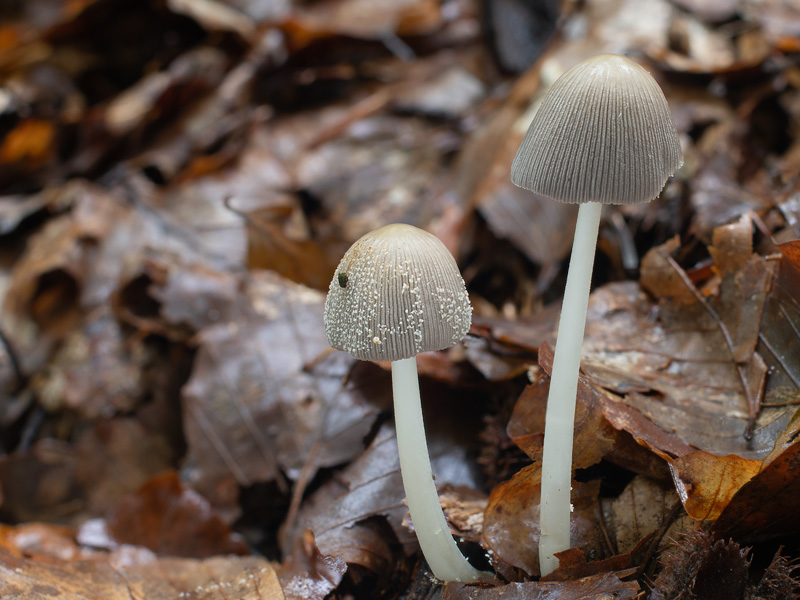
[
  {"left": 511, "top": 54, "right": 683, "bottom": 205},
  {"left": 324, "top": 224, "right": 472, "bottom": 362}
]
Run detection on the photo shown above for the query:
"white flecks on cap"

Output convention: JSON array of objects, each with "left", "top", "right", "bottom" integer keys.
[
  {"left": 324, "top": 224, "right": 473, "bottom": 362},
  {"left": 511, "top": 54, "right": 683, "bottom": 205}
]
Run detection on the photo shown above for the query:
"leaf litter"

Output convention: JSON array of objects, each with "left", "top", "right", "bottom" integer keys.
[{"left": 1, "top": 0, "right": 800, "bottom": 598}]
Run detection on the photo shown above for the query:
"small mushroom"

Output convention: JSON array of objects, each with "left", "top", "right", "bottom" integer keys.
[
  {"left": 510, "top": 54, "right": 682, "bottom": 576},
  {"left": 324, "top": 223, "right": 488, "bottom": 583}
]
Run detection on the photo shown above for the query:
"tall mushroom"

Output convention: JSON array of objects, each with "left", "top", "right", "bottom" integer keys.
[
  {"left": 510, "top": 54, "right": 683, "bottom": 575},
  {"left": 324, "top": 223, "right": 488, "bottom": 583}
]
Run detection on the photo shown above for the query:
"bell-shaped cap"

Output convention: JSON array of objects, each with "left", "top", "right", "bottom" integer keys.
[
  {"left": 324, "top": 224, "right": 472, "bottom": 361},
  {"left": 511, "top": 54, "right": 683, "bottom": 205}
]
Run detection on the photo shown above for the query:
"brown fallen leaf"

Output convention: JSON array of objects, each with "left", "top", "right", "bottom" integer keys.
[
  {"left": 599, "top": 394, "right": 695, "bottom": 462},
  {"left": 0, "top": 438, "right": 84, "bottom": 525},
  {"left": 279, "top": 529, "right": 347, "bottom": 600},
  {"left": 286, "top": 0, "right": 442, "bottom": 41},
  {"left": 0, "top": 421, "right": 175, "bottom": 525},
  {"left": 0, "top": 520, "right": 346, "bottom": 600},
  {"left": 462, "top": 61, "right": 577, "bottom": 287},
  {"left": 507, "top": 343, "right": 617, "bottom": 470},
  {"left": 581, "top": 271, "right": 788, "bottom": 459},
  {"left": 283, "top": 424, "right": 408, "bottom": 575},
  {"left": 599, "top": 476, "right": 681, "bottom": 557},
  {"left": 285, "top": 391, "right": 488, "bottom": 576},
  {"left": 292, "top": 111, "right": 455, "bottom": 243},
  {"left": 0, "top": 522, "right": 80, "bottom": 562},
  {"left": 244, "top": 201, "right": 343, "bottom": 290},
  {"left": 103, "top": 46, "right": 228, "bottom": 138},
  {"left": 31, "top": 306, "right": 146, "bottom": 418},
  {"left": 180, "top": 270, "right": 382, "bottom": 518},
  {"left": 760, "top": 239, "right": 800, "bottom": 399},
  {"left": 104, "top": 470, "right": 249, "bottom": 558},
  {"left": 0, "top": 543, "right": 285, "bottom": 600},
  {"left": 481, "top": 464, "right": 601, "bottom": 578},
  {"left": 0, "top": 118, "right": 54, "bottom": 172},
  {"left": 668, "top": 451, "right": 761, "bottom": 522},
  {"left": 712, "top": 440, "right": 800, "bottom": 543},
  {"left": 73, "top": 418, "right": 175, "bottom": 517},
  {"left": 440, "top": 570, "right": 640, "bottom": 599}
]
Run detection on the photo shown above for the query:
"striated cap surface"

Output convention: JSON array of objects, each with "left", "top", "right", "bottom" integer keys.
[
  {"left": 324, "top": 224, "right": 472, "bottom": 361},
  {"left": 511, "top": 54, "right": 683, "bottom": 205}
]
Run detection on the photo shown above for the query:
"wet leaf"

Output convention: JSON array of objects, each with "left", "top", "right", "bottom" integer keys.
[
  {"left": 279, "top": 529, "right": 347, "bottom": 600},
  {"left": 284, "top": 424, "right": 408, "bottom": 574},
  {"left": 180, "top": 271, "right": 381, "bottom": 516},
  {"left": 482, "top": 464, "right": 601, "bottom": 578},
  {"left": 582, "top": 260, "right": 789, "bottom": 459},
  {"left": 31, "top": 307, "right": 146, "bottom": 418},
  {"left": 286, "top": 394, "right": 486, "bottom": 574},
  {"left": 0, "top": 419, "right": 175, "bottom": 525},
  {"left": 760, "top": 240, "right": 800, "bottom": 398},
  {"left": 104, "top": 470, "right": 249, "bottom": 557},
  {"left": 441, "top": 571, "right": 640, "bottom": 599},
  {"left": 507, "top": 343, "right": 617, "bottom": 470},
  {"left": 73, "top": 418, "right": 175, "bottom": 517}
]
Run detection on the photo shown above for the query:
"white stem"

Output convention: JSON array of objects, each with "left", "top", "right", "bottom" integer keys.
[
  {"left": 538, "top": 202, "right": 602, "bottom": 576},
  {"left": 392, "top": 357, "right": 487, "bottom": 582}
]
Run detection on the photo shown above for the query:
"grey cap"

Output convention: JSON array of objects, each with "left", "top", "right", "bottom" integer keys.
[
  {"left": 511, "top": 54, "right": 683, "bottom": 205},
  {"left": 324, "top": 224, "right": 472, "bottom": 361}
]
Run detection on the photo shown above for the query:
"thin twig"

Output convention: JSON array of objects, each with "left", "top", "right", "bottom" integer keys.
[
  {"left": 0, "top": 327, "right": 27, "bottom": 393},
  {"left": 759, "top": 329, "right": 800, "bottom": 404},
  {"left": 596, "top": 497, "right": 618, "bottom": 557},
  {"left": 636, "top": 501, "right": 684, "bottom": 576}
]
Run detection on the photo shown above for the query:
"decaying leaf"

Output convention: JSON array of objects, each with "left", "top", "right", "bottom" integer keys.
[
  {"left": 283, "top": 424, "right": 408, "bottom": 574},
  {"left": 2, "top": 0, "right": 800, "bottom": 596},
  {"left": 482, "top": 464, "right": 602, "bottom": 578},
  {"left": 599, "top": 476, "right": 680, "bottom": 556},
  {"left": 286, "top": 402, "right": 487, "bottom": 575},
  {"left": 668, "top": 451, "right": 761, "bottom": 522},
  {"left": 0, "top": 521, "right": 344, "bottom": 600},
  {"left": 712, "top": 440, "right": 800, "bottom": 543},
  {"left": 180, "top": 271, "right": 381, "bottom": 517},
  {"left": 104, "top": 470, "right": 250, "bottom": 558},
  {"left": 582, "top": 247, "right": 790, "bottom": 459},
  {"left": 0, "top": 542, "right": 285, "bottom": 600},
  {"left": 441, "top": 571, "right": 640, "bottom": 599},
  {"left": 507, "top": 344, "right": 618, "bottom": 469}
]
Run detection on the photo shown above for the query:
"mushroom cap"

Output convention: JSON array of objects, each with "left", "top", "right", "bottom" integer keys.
[
  {"left": 511, "top": 54, "right": 683, "bottom": 205},
  {"left": 324, "top": 223, "right": 472, "bottom": 362}
]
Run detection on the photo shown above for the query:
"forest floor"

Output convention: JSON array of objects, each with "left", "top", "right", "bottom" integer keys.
[{"left": 1, "top": 0, "right": 800, "bottom": 598}]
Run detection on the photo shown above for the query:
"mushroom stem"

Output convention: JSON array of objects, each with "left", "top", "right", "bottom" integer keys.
[
  {"left": 539, "top": 201, "right": 603, "bottom": 576},
  {"left": 391, "top": 356, "right": 486, "bottom": 582}
]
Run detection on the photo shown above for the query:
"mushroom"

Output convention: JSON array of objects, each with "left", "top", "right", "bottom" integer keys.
[
  {"left": 510, "top": 54, "right": 683, "bottom": 575},
  {"left": 324, "top": 223, "right": 488, "bottom": 583}
]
